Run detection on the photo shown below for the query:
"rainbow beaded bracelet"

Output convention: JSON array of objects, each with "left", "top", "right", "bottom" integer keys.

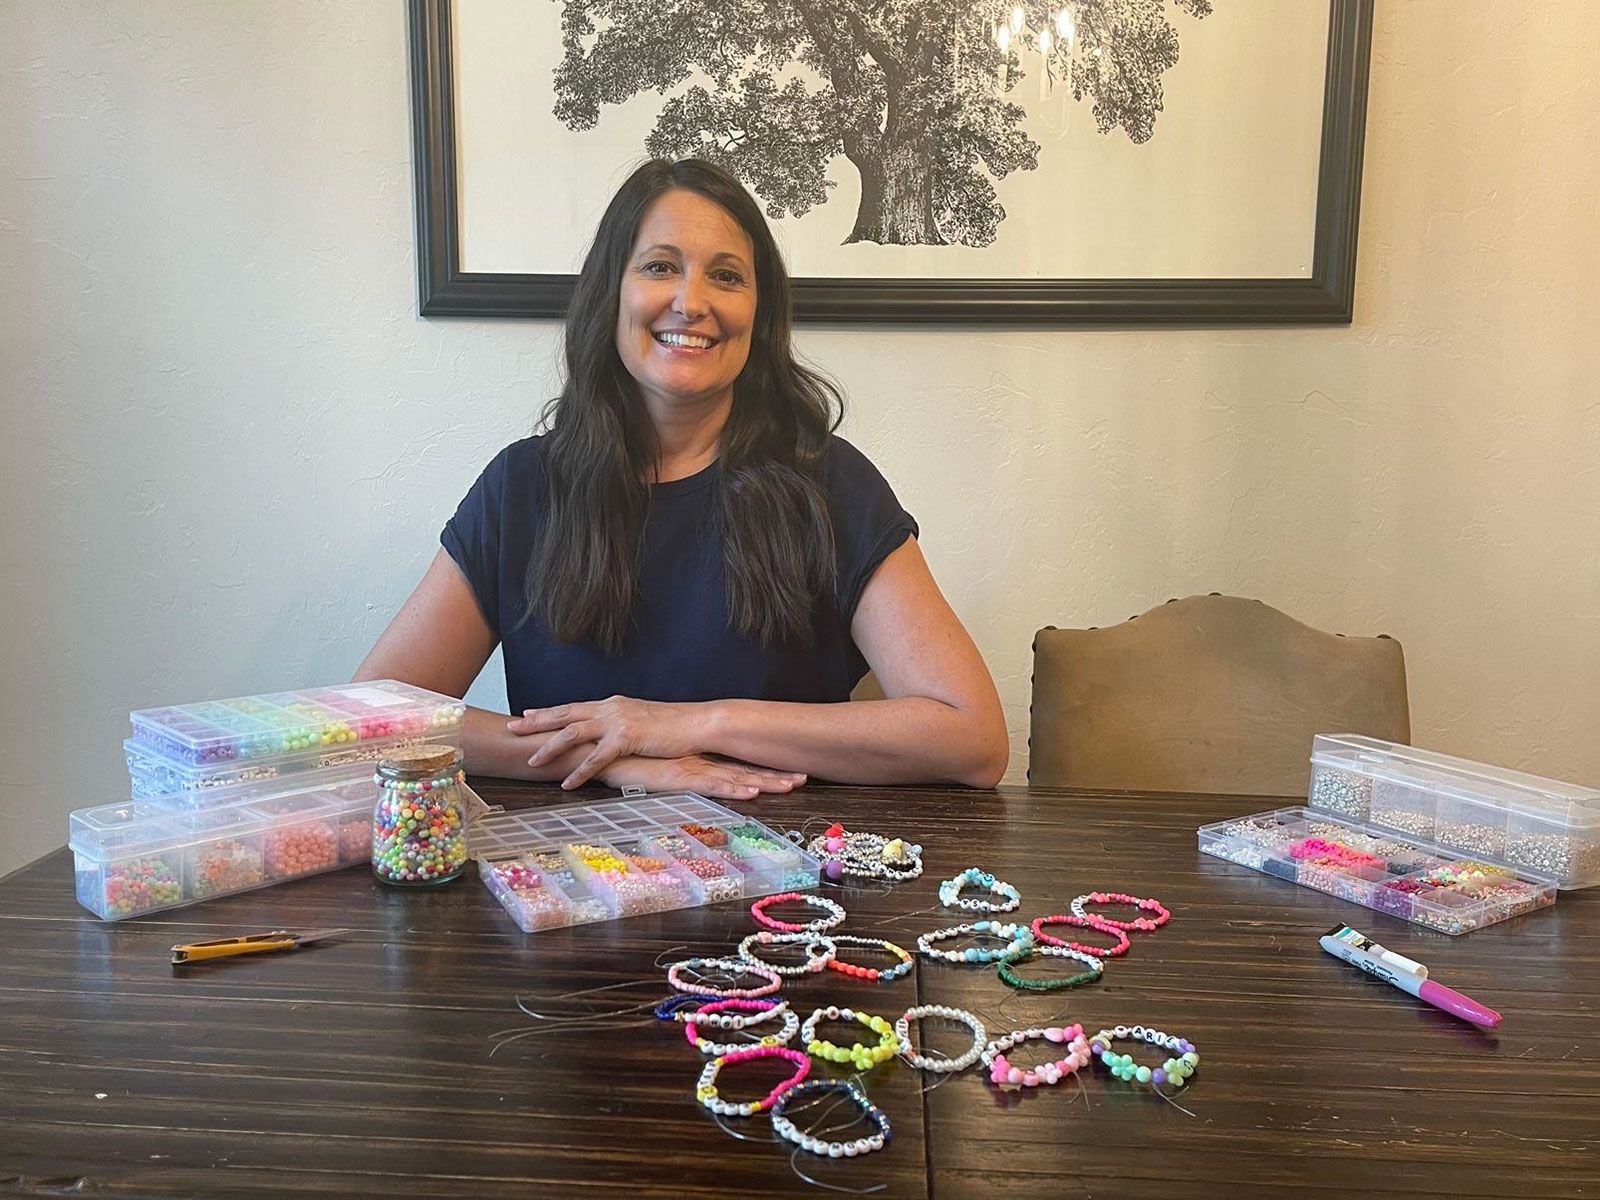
[
  {"left": 1089, "top": 1024, "right": 1200, "bottom": 1089},
  {"left": 825, "top": 935, "right": 915, "bottom": 983},
  {"left": 800, "top": 1005, "right": 901, "bottom": 1071}
]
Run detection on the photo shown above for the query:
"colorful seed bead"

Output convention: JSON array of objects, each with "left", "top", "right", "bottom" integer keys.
[
  {"left": 489, "top": 861, "right": 542, "bottom": 892},
  {"left": 982, "top": 1023, "right": 1091, "bottom": 1088},
  {"left": 675, "top": 856, "right": 743, "bottom": 901},
  {"left": 1069, "top": 891, "right": 1172, "bottom": 932},
  {"left": 683, "top": 824, "right": 729, "bottom": 848},
  {"left": 100, "top": 856, "right": 183, "bottom": 917},
  {"left": 799, "top": 1006, "right": 902, "bottom": 1072},
  {"left": 997, "top": 944, "right": 1105, "bottom": 991},
  {"left": 1089, "top": 1024, "right": 1200, "bottom": 1089}
]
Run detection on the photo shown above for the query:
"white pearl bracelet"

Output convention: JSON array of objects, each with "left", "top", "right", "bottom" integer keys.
[
  {"left": 738, "top": 930, "right": 836, "bottom": 976},
  {"left": 894, "top": 1004, "right": 987, "bottom": 1073},
  {"left": 680, "top": 998, "right": 792, "bottom": 1030}
]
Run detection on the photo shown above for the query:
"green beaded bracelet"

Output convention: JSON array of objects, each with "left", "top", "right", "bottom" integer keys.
[{"left": 997, "top": 944, "right": 1104, "bottom": 991}]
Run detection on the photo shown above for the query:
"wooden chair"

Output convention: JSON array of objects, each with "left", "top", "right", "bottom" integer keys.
[{"left": 1028, "top": 594, "right": 1410, "bottom": 796}]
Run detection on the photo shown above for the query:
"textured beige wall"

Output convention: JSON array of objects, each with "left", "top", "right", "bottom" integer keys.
[{"left": 3, "top": 2, "right": 1598, "bottom": 878}]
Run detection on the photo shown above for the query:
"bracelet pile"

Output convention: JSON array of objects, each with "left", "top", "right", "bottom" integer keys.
[{"left": 804, "top": 822, "right": 925, "bottom": 883}]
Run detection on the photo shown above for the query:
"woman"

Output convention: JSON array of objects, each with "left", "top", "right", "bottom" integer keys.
[{"left": 356, "top": 159, "right": 1006, "bottom": 799}]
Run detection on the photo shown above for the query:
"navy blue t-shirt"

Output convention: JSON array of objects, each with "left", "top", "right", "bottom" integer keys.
[{"left": 441, "top": 434, "right": 917, "bottom": 714}]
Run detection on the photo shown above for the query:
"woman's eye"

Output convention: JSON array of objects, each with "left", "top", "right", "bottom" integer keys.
[
  {"left": 714, "top": 270, "right": 746, "bottom": 286},
  {"left": 642, "top": 260, "right": 675, "bottom": 276}
]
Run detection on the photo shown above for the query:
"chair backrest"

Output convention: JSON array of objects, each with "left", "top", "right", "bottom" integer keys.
[{"left": 1028, "top": 595, "right": 1410, "bottom": 795}]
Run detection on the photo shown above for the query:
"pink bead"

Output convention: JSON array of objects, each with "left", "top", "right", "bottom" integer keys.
[
  {"left": 1006, "top": 1067, "right": 1023, "bottom": 1085},
  {"left": 1022, "top": 1072, "right": 1039, "bottom": 1087},
  {"left": 1044, "top": 1026, "right": 1065, "bottom": 1043},
  {"left": 825, "top": 837, "right": 844, "bottom": 852}
]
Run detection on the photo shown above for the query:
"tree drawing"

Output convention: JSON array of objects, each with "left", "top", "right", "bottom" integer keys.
[{"left": 552, "top": 0, "right": 1213, "bottom": 247}]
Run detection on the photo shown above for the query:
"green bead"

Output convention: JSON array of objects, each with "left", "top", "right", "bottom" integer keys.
[
  {"left": 1182, "top": 1052, "right": 1199, "bottom": 1067},
  {"left": 1136, "top": 1067, "right": 1152, "bottom": 1084}
]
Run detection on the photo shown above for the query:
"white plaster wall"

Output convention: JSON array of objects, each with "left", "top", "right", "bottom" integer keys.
[{"left": 3, "top": 2, "right": 1598, "bottom": 878}]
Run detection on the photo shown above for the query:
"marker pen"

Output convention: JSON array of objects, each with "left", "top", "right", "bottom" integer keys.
[{"left": 1319, "top": 924, "right": 1502, "bottom": 1028}]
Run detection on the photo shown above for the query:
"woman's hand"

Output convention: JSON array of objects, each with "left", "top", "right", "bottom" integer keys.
[
  {"left": 510, "top": 696, "right": 709, "bottom": 788},
  {"left": 598, "top": 754, "right": 806, "bottom": 801}
]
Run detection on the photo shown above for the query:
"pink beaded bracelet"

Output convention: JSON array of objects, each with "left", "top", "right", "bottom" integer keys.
[
  {"left": 1069, "top": 891, "right": 1171, "bottom": 933},
  {"left": 981, "top": 1023, "right": 1092, "bottom": 1089},
  {"left": 685, "top": 999, "right": 800, "bottom": 1055},
  {"left": 750, "top": 891, "right": 846, "bottom": 933},
  {"left": 665, "top": 955, "right": 783, "bottom": 998},
  {"left": 1030, "top": 914, "right": 1132, "bottom": 958},
  {"left": 695, "top": 1046, "right": 811, "bottom": 1117}
]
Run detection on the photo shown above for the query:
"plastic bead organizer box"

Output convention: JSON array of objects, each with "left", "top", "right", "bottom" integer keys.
[{"left": 470, "top": 793, "right": 822, "bottom": 932}]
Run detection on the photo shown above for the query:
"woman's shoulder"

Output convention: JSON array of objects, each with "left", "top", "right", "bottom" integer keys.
[
  {"left": 471, "top": 432, "right": 550, "bottom": 492},
  {"left": 818, "top": 434, "right": 898, "bottom": 501}
]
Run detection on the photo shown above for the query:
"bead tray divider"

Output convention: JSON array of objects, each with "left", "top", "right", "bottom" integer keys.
[
  {"left": 469, "top": 792, "right": 820, "bottom": 933},
  {"left": 1198, "top": 805, "right": 1558, "bottom": 935},
  {"left": 1306, "top": 734, "right": 1600, "bottom": 889}
]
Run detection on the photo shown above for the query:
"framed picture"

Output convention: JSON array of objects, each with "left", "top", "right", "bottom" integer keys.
[{"left": 409, "top": 0, "right": 1371, "bottom": 324}]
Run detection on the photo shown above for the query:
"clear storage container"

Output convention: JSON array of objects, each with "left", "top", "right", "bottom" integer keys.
[
  {"left": 468, "top": 793, "right": 817, "bottom": 933},
  {"left": 1198, "top": 806, "right": 1557, "bottom": 935},
  {"left": 128, "top": 680, "right": 465, "bottom": 770},
  {"left": 1307, "top": 735, "right": 1600, "bottom": 889},
  {"left": 70, "top": 765, "right": 488, "bottom": 920}
]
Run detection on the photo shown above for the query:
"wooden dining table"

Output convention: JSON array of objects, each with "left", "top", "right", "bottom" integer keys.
[{"left": 1, "top": 781, "right": 1595, "bottom": 1198}]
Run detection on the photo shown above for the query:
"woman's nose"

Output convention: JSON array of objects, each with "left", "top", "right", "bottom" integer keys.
[{"left": 672, "top": 274, "right": 707, "bottom": 320}]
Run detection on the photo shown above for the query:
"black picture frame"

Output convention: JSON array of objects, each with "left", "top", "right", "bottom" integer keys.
[{"left": 408, "top": 0, "right": 1372, "bottom": 325}]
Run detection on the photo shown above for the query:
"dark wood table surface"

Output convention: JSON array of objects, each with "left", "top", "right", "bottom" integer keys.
[{"left": 2, "top": 783, "right": 1596, "bottom": 1199}]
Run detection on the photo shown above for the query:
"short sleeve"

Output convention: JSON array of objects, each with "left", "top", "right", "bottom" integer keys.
[
  {"left": 440, "top": 444, "right": 516, "bottom": 639},
  {"left": 826, "top": 438, "right": 919, "bottom": 622}
]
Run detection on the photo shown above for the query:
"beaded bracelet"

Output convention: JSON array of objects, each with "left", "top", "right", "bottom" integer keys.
[
  {"left": 695, "top": 1045, "right": 811, "bottom": 1116},
  {"left": 982, "top": 1023, "right": 1092, "bottom": 1088},
  {"left": 997, "top": 944, "right": 1105, "bottom": 992},
  {"left": 917, "top": 919, "right": 1034, "bottom": 964},
  {"left": 894, "top": 1004, "right": 987, "bottom": 1073},
  {"left": 771, "top": 1080, "right": 891, "bottom": 1158},
  {"left": 1030, "top": 913, "right": 1132, "bottom": 958},
  {"left": 1089, "top": 1024, "right": 1200, "bottom": 1088},
  {"left": 825, "top": 935, "right": 915, "bottom": 983},
  {"left": 800, "top": 1005, "right": 902, "bottom": 1071},
  {"left": 738, "top": 930, "right": 837, "bottom": 976},
  {"left": 665, "top": 955, "right": 783, "bottom": 998},
  {"left": 653, "top": 994, "right": 705, "bottom": 1020},
  {"left": 750, "top": 891, "right": 846, "bottom": 933},
  {"left": 1070, "top": 891, "right": 1171, "bottom": 932},
  {"left": 806, "top": 823, "right": 925, "bottom": 883},
  {"left": 685, "top": 1000, "right": 801, "bottom": 1055},
  {"left": 938, "top": 866, "right": 1021, "bottom": 913},
  {"left": 680, "top": 997, "right": 791, "bottom": 1030}
]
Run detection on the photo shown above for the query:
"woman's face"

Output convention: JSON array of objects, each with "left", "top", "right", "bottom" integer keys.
[{"left": 615, "top": 188, "right": 758, "bottom": 415}]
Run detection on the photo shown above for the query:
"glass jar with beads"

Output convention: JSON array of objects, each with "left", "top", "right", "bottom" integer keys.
[{"left": 372, "top": 744, "right": 468, "bottom": 886}]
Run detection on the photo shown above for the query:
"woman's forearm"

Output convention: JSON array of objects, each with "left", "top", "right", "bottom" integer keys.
[
  {"left": 461, "top": 705, "right": 591, "bottom": 780},
  {"left": 703, "top": 697, "right": 1008, "bottom": 788}
]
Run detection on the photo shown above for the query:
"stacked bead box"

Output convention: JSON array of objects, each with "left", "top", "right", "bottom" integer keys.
[
  {"left": 70, "top": 763, "right": 489, "bottom": 920},
  {"left": 1308, "top": 734, "right": 1600, "bottom": 889},
  {"left": 1197, "top": 806, "right": 1557, "bottom": 935},
  {"left": 125, "top": 680, "right": 465, "bottom": 799},
  {"left": 470, "top": 793, "right": 820, "bottom": 933}
]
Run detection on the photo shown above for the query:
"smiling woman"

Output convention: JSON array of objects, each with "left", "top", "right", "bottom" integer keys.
[{"left": 355, "top": 159, "right": 1008, "bottom": 799}]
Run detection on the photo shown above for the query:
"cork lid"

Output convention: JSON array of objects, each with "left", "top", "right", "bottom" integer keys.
[{"left": 378, "top": 743, "right": 461, "bottom": 775}]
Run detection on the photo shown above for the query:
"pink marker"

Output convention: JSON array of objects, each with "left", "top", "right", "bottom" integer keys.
[{"left": 1319, "top": 924, "right": 1502, "bottom": 1028}]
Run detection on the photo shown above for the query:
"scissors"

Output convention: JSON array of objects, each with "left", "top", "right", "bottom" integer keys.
[{"left": 170, "top": 928, "right": 347, "bottom": 966}]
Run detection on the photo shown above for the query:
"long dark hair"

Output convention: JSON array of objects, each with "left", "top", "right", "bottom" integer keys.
[{"left": 528, "top": 158, "right": 842, "bottom": 654}]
